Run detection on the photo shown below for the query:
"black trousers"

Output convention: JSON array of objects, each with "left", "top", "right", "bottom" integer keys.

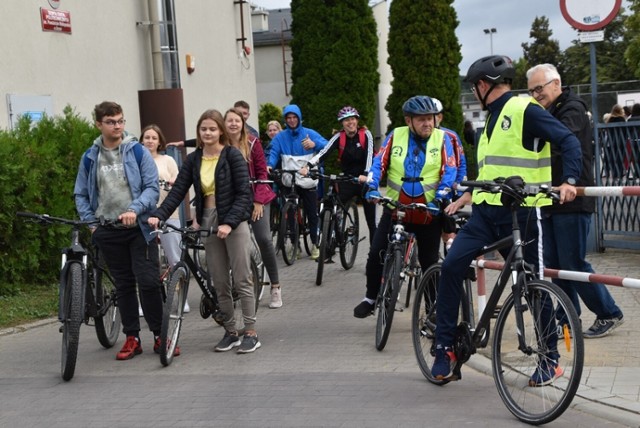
[
  {"left": 364, "top": 208, "right": 441, "bottom": 300},
  {"left": 337, "top": 181, "right": 378, "bottom": 244},
  {"left": 92, "top": 226, "right": 163, "bottom": 337}
]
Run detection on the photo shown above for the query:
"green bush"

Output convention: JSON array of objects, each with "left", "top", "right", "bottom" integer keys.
[
  {"left": 258, "top": 103, "right": 283, "bottom": 143},
  {"left": 0, "top": 106, "right": 99, "bottom": 296}
]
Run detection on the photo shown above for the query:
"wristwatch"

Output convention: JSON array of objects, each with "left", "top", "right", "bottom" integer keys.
[{"left": 564, "top": 177, "right": 577, "bottom": 186}]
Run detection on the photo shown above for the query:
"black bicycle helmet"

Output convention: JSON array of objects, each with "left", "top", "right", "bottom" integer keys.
[
  {"left": 464, "top": 55, "right": 515, "bottom": 85},
  {"left": 402, "top": 96, "right": 439, "bottom": 116}
]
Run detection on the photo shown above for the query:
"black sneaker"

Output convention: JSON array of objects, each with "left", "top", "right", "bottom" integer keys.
[
  {"left": 353, "top": 300, "right": 375, "bottom": 318},
  {"left": 237, "top": 334, "right": 261, "bottom": 354},
  {"left": 583, "top": 316, "right": 624, "bottom": 339},
  {"left": 214, "top": 331, "right": 241, "bottom": 352}
]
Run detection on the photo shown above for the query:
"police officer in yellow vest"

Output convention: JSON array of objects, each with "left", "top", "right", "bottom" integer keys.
[
  {"left": 431, "top": 56, "right": 581, "bottom": 386},
  {"left": 353, "top": 95, "right": 457, "bottom": 319}
]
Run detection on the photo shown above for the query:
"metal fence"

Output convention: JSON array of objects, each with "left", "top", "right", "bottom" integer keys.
[{"left": 594, "top": 121, "right": 640, "bottom": 251}]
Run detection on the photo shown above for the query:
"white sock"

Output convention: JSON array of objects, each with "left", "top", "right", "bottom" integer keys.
[{"left": 363, "top": 297, "right": 375, "bottom": 305}]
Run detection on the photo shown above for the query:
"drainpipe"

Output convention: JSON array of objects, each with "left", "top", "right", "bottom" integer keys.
[{"left": 148, "top": 0, "right": 165, "bottom": 89}]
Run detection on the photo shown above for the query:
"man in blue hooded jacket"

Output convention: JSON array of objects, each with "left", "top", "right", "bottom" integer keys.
[{"left": 267, "top": 104, "right": 328, "bottom": 259}]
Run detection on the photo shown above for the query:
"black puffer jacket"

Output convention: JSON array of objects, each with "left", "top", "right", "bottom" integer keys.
[
  {"left": 545, "top": 87, "right": 595, "bottom": 214},
  {"left": 153, "top": 146, "right": 252, "bottom": 229}
]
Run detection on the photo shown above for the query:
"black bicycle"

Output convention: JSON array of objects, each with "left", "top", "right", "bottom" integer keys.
[
  {"left": 411, "top": 178, "right": 584, "bottom": 425},
  {"left": 270, "top": 169, "right": 313, "bottom": 265},
  {"left": 155, "top": 222, "right": 261, "bottom": 366},
  {"left": 16, "top": 212, "right": 121, "bottom": 381},
  {"left": 373, "top": 197, "right": 423, "bottom": 351},
  {"left": 309, "top": 171, "right": 361, "bottom": 285}
]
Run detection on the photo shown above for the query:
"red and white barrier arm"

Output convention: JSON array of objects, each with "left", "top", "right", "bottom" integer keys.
[
  {"left": 575, "top": 186, "right": 640, "bottom": 197},
  {"left": 472, "top": 259, "right": 640, "bottom": 290}
]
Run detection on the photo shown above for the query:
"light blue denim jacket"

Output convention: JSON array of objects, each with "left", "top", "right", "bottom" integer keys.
[{"left": 74, "top": 133, "right": 159, "bottom": 242}]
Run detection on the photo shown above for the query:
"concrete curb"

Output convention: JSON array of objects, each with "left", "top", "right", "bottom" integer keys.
[
  {"left": 466, "top": 354, "right": 640, "bottom": 427},
  {"left": 0, "top": 317, "right": 57, "bottom": 337}
]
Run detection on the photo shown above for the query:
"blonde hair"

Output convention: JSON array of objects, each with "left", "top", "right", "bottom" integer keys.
[
  {"left": 195, "top": 109, "right": 229, "bottom": 149},
  {"left": 266, "top": 120, "right": 282, "bottom": 133},
  {"left": 224, "top": 108, "right": 250, "bottom": 161}
]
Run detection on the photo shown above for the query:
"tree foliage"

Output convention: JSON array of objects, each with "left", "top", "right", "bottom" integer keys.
[
  {"left": 561, "top": 11, "right": 630, "bottom": 86},
  {"left": 385, "top": 0, "right": 462, "bottom": 135},
  {"left": 624, "top": 0, "right": 640, "bottom": 78},
  {"left": 289, "top": 0, "right": 379, "bottom": 138},
  {"left": 520, "top": 16, "right": 562, "bottom": 80}
]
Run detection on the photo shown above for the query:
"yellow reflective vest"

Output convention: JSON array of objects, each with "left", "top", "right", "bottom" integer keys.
[
  {"left": 386, "top": 126, "right": 444, "bottom": 202},
  {"left": 474, "top": 96, "right": 552, "bottom": 207}
]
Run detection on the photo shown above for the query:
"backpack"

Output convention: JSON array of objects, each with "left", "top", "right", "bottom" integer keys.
[
  {"left": 83, "top": 142, "right": 144, "bottom": 173},
  {"left": 338, "top": 127, "right": 376, "bottom": 162}
]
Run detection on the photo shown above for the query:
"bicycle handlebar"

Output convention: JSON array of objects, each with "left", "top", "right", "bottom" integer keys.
[
  {"left": 16, "top": 212, "right": 120, "bottom": 227},
  {"left": 459, "top": 177, "right": 560, "bottom": 203},
  {"left": 154, "top": 221, "right": 216, "bottom": 237},
  {"left": 306, "top": 171, "right": 359, "bottom": 183},
  {"left": 375, "top": 196, "right": 428, "bottom": 212}
]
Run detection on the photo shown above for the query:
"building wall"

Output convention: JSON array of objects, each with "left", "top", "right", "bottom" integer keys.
[
  {"left": 371, "top": 0, "right": 391, "bottom": 141},
  {"left": 255, "top": 44, "right": 292, "bottom": 111},
  {"left": 1, "top": 0, "right": 258, "bottom": 136}
]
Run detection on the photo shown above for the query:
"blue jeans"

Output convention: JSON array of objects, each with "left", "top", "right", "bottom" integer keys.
[{"left": 542, "top": 212, "right": 622, "bottom": 321}]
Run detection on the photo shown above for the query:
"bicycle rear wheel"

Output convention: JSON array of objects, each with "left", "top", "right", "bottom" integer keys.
[
  {"left": 339, "top": 199, "right": 359, "bottom": 270},
  {"left": 315, "top": 210, "right": 332, "bottom": 285},
  {"left": 375, "top": 248, "right": 402, "bottom": 351},
  {"left": 160, "top": 266, "right": 189, "bottom": 367},
  {"left": 93, "top": 266, "right": 121, "bottom": 348},
  {"left": 411, "top": 263, "right": 448, "bottom": 385},
  {"left": 61, "top": 262, "right": 83, "bottom": 381},
  {"left": 492, "top": 279, "right": 584, "bottom": 424},
  {"left": 280, "top": 201, "right": 299, "bottom": 265}
]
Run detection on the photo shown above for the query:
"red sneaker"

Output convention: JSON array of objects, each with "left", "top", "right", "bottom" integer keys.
[
  {"left": 116, "top": 336, "right": 143, "bottom": 360},
  {"left": 154, "top": 337, "right": 181, "bottom": 357}
]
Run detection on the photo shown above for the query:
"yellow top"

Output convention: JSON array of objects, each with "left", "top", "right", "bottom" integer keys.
[{"left": 201, "top": 156, "right": 218, "bottom": 197}]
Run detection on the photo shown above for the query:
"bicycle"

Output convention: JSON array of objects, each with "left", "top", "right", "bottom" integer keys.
[
  {"left": 411, "top": 178, "right": 584, "bottom": 425},
  {"left": 16, "top": 212, "right": 121, "bottom": 381},
  {"left": 270, "top": 169, "right": 313, "bottom": 265},
  {"left": 373, "top": 197, "right": 423, "bottom": 351},
  {"left": 308, "top": 171, "right": 361, "bottom": 285},
  {"left": 155, "top": 222, "right": 261, "bottom": 366}
]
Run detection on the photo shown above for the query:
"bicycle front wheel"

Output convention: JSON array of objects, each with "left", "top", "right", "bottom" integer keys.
[
  {"left": 93, "top": 266, "right": 121, "bottom": 348},
  {"left": 160, "top": 266, "right": 189, "bottom": 367},
  {"left": 411, "top": 263, "right": 447, "bottom": 385},
  {"left": 375, "top": 248, "right": 402, "bottom": 351},
  {"left": 280, "top": 201, "right": 299, "bottom": 265},
  {"left": 316, "top": 210, "right": 332, "bottom": 285},
  {"left": 492, "top": 279, "right": 584, "bottom": 425},
  {"left": 339, "top": 199, "right": 359, "bottom": 270},
  {"left": 61, "top": 262, "right": 83, "bottom": 381}
]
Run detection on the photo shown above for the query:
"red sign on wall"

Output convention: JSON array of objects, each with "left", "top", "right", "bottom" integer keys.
[{"left": 40, "top": 8, "right": 71, "bottom": 34}]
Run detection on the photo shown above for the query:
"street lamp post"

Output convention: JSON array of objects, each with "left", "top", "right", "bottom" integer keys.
[{"left": 483, "top": 28, "right": 497, "bottom": 55}]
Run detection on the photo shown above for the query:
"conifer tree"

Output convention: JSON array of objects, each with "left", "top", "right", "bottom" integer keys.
[
  {"left": 385, "top": 0, "right": 462, "bottom": 134},
  {"left": 289, "top": 0, "right": 379, "bottom": 138}
]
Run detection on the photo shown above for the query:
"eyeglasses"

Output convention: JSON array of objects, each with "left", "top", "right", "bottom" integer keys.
[
  {"left": 528, "top": 80, "right": 555, "bottom": 96},
  {"left": 101, "top": 119, "right": 126, "bottom": 127}
]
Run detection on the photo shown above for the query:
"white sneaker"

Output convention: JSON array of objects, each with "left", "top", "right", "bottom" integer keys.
[
  {"left": 183, "top": 300, "right": 190, "bottom": 313},
  {"left": 269, "top": 287, "right": 283, "bottom": 309},
  {"left": 310, "top": 245, "right": 320, "bottom": 260}
]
